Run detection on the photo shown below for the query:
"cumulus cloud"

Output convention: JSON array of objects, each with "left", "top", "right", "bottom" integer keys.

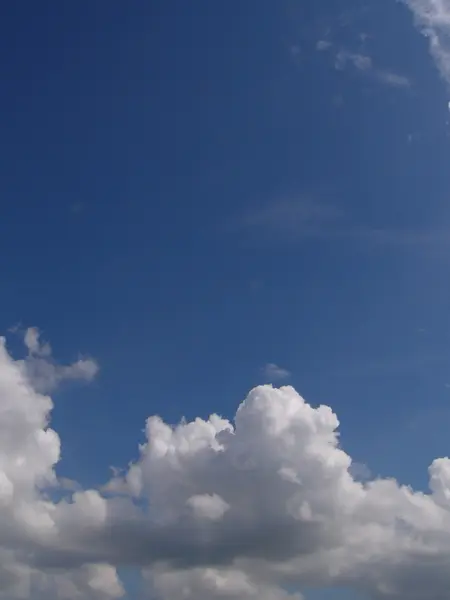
[
  {"left": 18, "top": 327, "right": 98, "bottom": 393},
  {"left": 5, "top": 329, "right": 450, "bottom": 597},
  {"left": 101, "top": 385, "right": 450, "bottom": 599},
  {"left": 402, "top": 0, "right": 450, "bottom": 85}
]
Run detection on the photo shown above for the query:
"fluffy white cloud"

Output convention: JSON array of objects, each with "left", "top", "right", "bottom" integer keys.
[
  {"left": 5, "top": 328, "right": 450, "bottom": 597},
  {"left": 402, "top": 0, "right": 450, "bottom": 85}
]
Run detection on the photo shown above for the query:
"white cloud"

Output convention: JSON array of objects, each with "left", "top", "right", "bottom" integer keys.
[
  {"left": 262, "top": 363, "right": 291, "bottom": 381},
  {"left": 402, "top": 0, "right": 450, "bottom": 85},
  {"left": 18, "top": 327, "right": 98, "bottom": 393},
  {"left": 104, "top": 385, "right": 450, "bottom": 599},
  {"left": 6, "top": 330, "right": 450, "bottom": 597}
]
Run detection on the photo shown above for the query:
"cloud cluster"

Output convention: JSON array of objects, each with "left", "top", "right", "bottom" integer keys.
[
  {"left": 402, "top": 0, "right": 450, "bottom": 85},
  {"left": 4, "top": 329, "right": 450, "bottom": 598}
]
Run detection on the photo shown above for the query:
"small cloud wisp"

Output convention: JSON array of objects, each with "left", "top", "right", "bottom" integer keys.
[{"left": 19, "top": 326, "right": 98, "bottom": 393}]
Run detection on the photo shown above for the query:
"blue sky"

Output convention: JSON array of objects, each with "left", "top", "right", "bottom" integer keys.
[
  {"left": 3, "top": 1, "right": 450, "bottom": 599},
  {"left": 2, "top": 0, "right": 446, "bottom": 484}
]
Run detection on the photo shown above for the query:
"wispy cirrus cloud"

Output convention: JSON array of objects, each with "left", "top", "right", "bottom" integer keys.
[
  {"left": 375, "top": 69, "right": 412, "bottom": 88},
  {"left": 236, "top": 197, "right": 450, "bottom": 249},
  {"left": 317, "top": 42, "right": 412, "bottom": 88},
  {"left": 334, "top": 49, "right": 373, "bottom": 72},
  {"left": 262, "top": 363, "right": 291, "bottom": 382},
  {"left": 237, "top": 197, "right": 342, "bottom": 242}
]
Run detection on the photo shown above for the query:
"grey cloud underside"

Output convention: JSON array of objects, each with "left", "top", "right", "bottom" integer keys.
[{"left": 34, "top": 503, "right": 331, "bottom": 570}]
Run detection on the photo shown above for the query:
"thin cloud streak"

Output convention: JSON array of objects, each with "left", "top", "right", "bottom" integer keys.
[
  {"left": 238, "top": 198, "right": 342, "bottom": 241},
  {"left": 236, "top": 198, "right": 450, "bottom": 249},
  {"left": 375, "top": 70, "right": 412, "bottom": 87}
]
